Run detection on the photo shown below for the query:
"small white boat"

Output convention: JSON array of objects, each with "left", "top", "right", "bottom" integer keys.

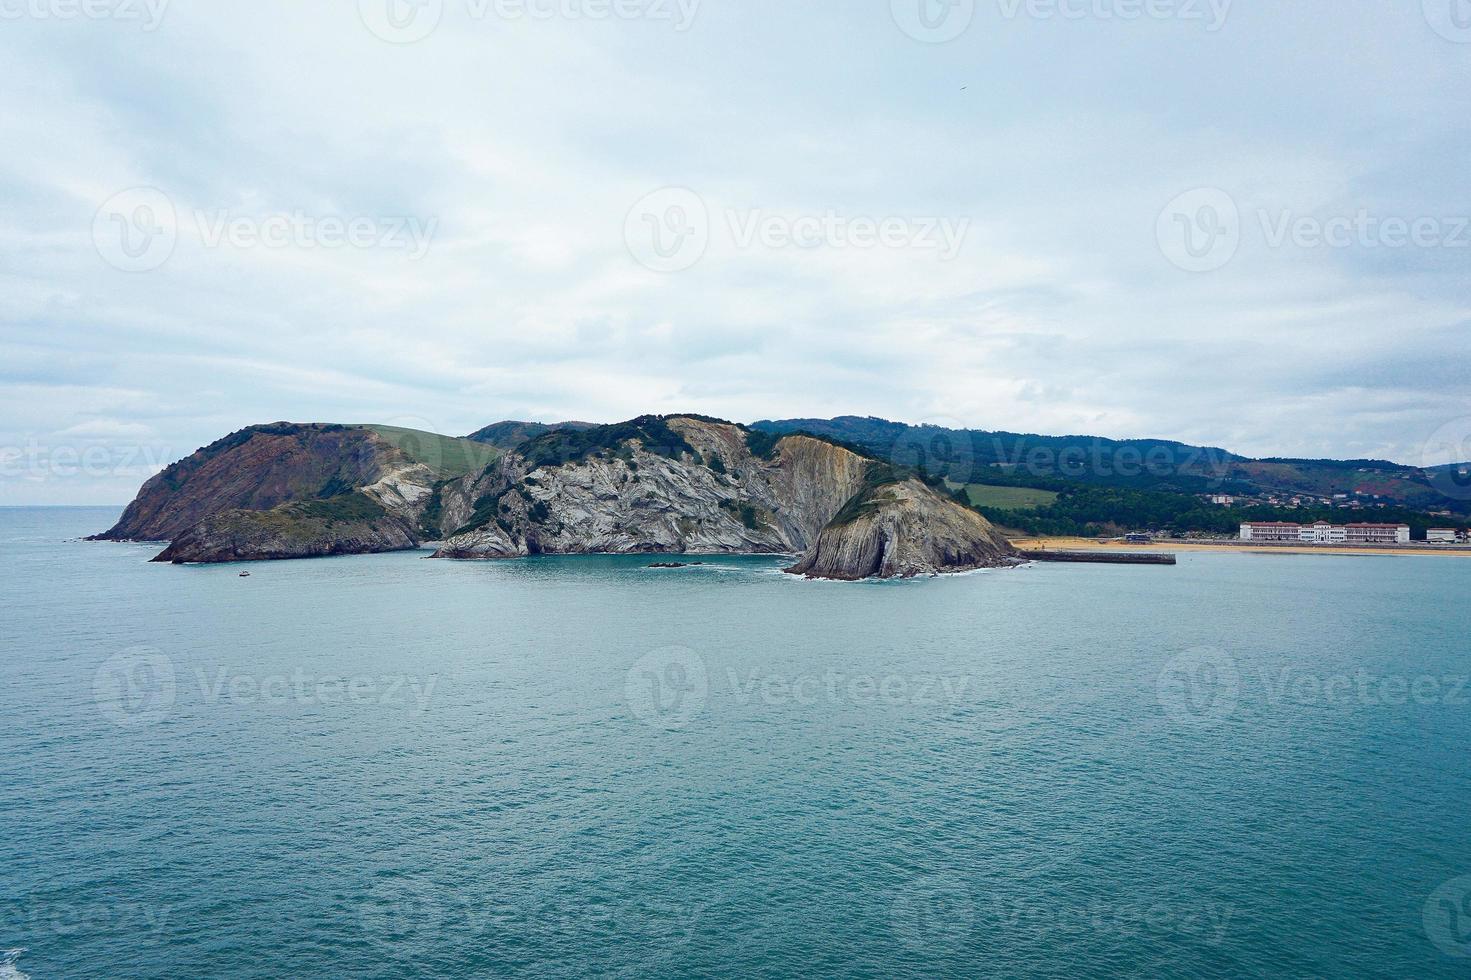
[{"left": 239, "top": 571, "right": 251, "bottom": 578}]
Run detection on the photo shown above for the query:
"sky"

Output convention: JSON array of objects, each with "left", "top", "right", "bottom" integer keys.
[{"left": 2, "top": 0, "right": 1470, "bottom": 504}]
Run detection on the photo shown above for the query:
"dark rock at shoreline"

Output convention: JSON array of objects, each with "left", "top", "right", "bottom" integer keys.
[{"left": 153, "top": 496, "right": 419, "bottom": 564}]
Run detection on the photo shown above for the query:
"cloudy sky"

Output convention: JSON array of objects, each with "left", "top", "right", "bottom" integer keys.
[{"left": 3, "top": 0, "right": 1470, "bottom": 503}]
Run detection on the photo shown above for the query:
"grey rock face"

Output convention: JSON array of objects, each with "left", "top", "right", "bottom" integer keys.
[
  {"left": 435, "top": 419, "right": 1014, "bottom": 579},
  {"left": 784, "top": 478, "right": 1017, "bottom": 579},
  {"left": 434, "top": 419, "right": 869, "bottom": 560}
]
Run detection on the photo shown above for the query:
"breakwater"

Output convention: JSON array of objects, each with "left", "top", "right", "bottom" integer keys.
[{"left": 1018, "top": 550, "right": 1177, "bottom": 565}]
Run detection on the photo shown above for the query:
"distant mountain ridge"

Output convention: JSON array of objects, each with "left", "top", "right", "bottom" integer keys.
[{"left": 750, "top": 415, "right": 1467, "bottom": 512}]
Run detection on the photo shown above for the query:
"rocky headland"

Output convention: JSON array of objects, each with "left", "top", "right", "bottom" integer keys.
[{"left": 96, "top": 415, "right": 1017, "bottom": 579}]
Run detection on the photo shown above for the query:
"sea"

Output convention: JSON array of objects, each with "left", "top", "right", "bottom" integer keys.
[{"left": 3, "top": 506, "right": 1470, "bottom": 978}]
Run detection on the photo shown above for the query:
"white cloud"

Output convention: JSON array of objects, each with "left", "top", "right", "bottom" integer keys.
[{"left": 1, "top": 0, "right": 1469, "bottom": 503}]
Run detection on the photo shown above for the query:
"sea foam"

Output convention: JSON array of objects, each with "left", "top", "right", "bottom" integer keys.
[{"left": 0, "top": 950, "right": 29, "bottom": 980}]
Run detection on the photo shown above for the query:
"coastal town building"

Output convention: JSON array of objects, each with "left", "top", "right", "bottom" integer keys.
[
  {"left": 1343, "top": 523, "right": 1412, "bottom": 544},
  {"left": 1428, "top": 529, "right": 1457, "bottom": 543},
  {"left": 1238, "top": 522, "right": 1301, "bottom": 542},
  {"left": 1300, "top": 521, "right": 1347, "bottom": 544},
  {"left": 1239, "top": 521, "right": 1411, "bottom": 544}
]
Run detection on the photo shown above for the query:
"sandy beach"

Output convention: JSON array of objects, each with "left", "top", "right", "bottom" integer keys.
[{"left": 1011, "top": 536, "right": 1471, "bottom": 558}]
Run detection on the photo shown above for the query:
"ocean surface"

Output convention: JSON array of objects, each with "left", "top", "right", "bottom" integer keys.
[{"left": 3, "top": 506, "right": 1471, "bottom": 978}]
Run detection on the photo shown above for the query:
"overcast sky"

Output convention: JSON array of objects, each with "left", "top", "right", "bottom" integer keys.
[{"left": 3, "top": 0, "right": 1470, "bottom": 503}]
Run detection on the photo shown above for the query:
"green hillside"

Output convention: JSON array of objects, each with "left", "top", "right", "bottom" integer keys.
[
  {"left": 364, "top": 425, "right": 500, "bottom": 479},
  {"left": 947, "top": 482, "right": 1059, "bottom": 510}
]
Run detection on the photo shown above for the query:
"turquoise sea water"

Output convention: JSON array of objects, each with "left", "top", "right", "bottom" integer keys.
[{"left": 3, "top": 506, "right": 1471, "bottom": 978}]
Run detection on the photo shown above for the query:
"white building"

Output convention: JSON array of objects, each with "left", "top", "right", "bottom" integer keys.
[
  {"left": 1299, "top": 521, "right": 1347, "bottom": 544},
  {"left": 1239, "top": 522, "right": 1302, "bottom": 542},
  {"left": 1343, "top": 523, "right": 1411, "bottom": 544},
  {"left": 1240, "top": 521, "right": 1410, "bottom": 544},
  {"left": 1428, "top": 529, "right": 1457, "bottom": 543}
]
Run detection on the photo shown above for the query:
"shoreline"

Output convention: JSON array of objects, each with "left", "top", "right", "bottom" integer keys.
[{"left": 1010, "top": 536, "right": 1471, "bottom": 558}]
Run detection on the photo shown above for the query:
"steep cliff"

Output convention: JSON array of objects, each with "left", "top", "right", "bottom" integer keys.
[
  {"left": 94, "top": 424, "right": 384, "bottom": 542},
  {"left": 434, "top": 416, "right": 1015, "bottom": 579},
  {"left": 95, "top": 422, "right": 497, "bottom": 563},
  {"left": 785, "top": 477, "right": 1017, "bottom": 580},
  {"left": 434, "top": 417, "right": 870, "bottom": 560}
]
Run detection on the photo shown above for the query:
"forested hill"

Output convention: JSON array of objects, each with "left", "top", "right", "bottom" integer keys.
[
  {"left": 750, "top": 416, "right": 1470, "bottom": 516},
  {"left": 752, "top": 416, "right": 1239, "bottom": 491}
]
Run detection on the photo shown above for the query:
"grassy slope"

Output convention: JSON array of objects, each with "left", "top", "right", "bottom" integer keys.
[
  {"left": 364, "top": 425, "right": 500, "bottom": 480},
  {"left": 948, "top": 482, "right": 1059, "bottom": 510}
]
